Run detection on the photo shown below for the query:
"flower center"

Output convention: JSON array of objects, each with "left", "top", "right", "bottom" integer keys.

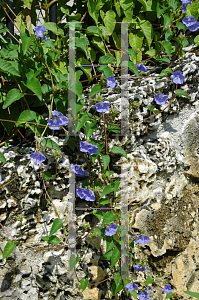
[
  {"left": 53, "top": 119, "right": 57, "bottom": 123},
  {"left": 159, "top": 95, "right": 161, "bottom": 98},
  {"left": 177, "top": 75, "right": 179, "bottom": 78}
]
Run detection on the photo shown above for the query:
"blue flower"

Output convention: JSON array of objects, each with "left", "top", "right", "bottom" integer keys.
[
  {"left": 47, "top": 117, "right": 63, "bottom": 130},
  {"left": 187, "top": 22, "right": 199, "bottom": 32},
  {"left": 76, "top": 187, "right": 95, "bottom": 201},
  {"left": 137, "top": 63, "right": 148, "bottom": 73},
  {"left": 83, "top": 189, "right": 95, "bottom": 201},
  {"left": 138, "top": 290, "right": 149, "bottom": 300},
  {"left": 51, "top": 110, "right": 68, "bottom": 126},
  {"left": 30, "top": 151, "right": 46, "bottom": 164},
  {"left": 182, "top": 16, "right": 196, "bottom": 27},
  {"left": 76, "top": 187, "right": 85, "bottom": 199},
  {"left": 181, "top": 0, "right": 191, "bottom": 12},
  {"left": 35, "top": 26, "right": 46, "bottom": 40},
  {"left": 154, "top": 93, "right": 168, "bottom": 105},
  {"left": 172, "top": 71, "right": 184, "bottom": 84},
  {"left": 162, "top": 284, "right": 173, "bottom": 294},
  {"left": 72, "top": 164, "right": 89, "bottom": 177},
  {"left": 80, "top": 141, "right": 98, "bottom": 155},
  {"left": 95, "top": 102, "right": 110, "bottom": 113},
  {"left": 104, "top": 223, "right": 117, "bottom": 236},
  {"left": 134, "top": 264, "right": 147, "bottom": 272},
  {"left": 132, "top": 234, "right": 150, "bottom": 245},
  {"left": 125, "top": 283, "right": 138, "bottom": 291},
  {"left": 87, "top": 144, "right": 98, "bottom": 155},
  {"left": 80, "top": 141, "right": 90, "bottom": 153},
  {"left": 105, "top": 75, "right": 116, "bottom": 88}
]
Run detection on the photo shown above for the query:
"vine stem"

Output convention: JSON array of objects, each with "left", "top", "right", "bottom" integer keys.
[
  {"left": 40, "top": 164, "right": 60, "bottom": 218},
  {"left": 0, "top": 223, "right": 17, "bottom": 243}
]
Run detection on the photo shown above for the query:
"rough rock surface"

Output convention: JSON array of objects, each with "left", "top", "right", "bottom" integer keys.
[{"left": 1, "top": 48, "right": 199, "bottom": 299}]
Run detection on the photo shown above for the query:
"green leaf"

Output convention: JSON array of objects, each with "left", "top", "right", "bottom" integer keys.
[
  {"left": 2, "top": 241, "right": 16, "bottom": 260},
  {"left": 26, "top": 77, "right": 42, "bottom": 101},
  {"left": 119, "top": 0, "right": 133, "bottom": 22},
  {"left": 90, "top": 85, "right": 102, "bottom": 98},
  {"left": 91, "top": 37, "right": 106, "bottom": 55},
  {"left": 86, "top": 26, "right": 102, "bottom": 36},
  {"left": 100, "top": 248, "right": 114, "bottom": 260},
  {"left": 101, "top": 155, "right": 110, "bottom": 170},
  {"left": 184, "top": 291, "right": 199, "bottom": 299},
  {"left": 139, "top": 20, "right": 153, "bottom": 48},
  {"left": 168, "top": 0, "right": 179, "bottom": 11},
  {"left": 106, "top": 238, "right": 115, "bottom": 252},
  {"left": 100, "top": 185, "right": 114, "bottom": 198},
  {"left": 176, "top": 22, "right": 185, "bottom": 31},
  {"left": 69, "top": 254, "right": 79, "bottom": 271},
  {"left": 194, "top": 35, "right": 199, "bottom": 47},
  {"left": 110, "top": 146, "right": 127, "bottom": 159},
  {"left": 163, "top": 13, "right": 174, "bottom": 29},
  {"left": 0, "top": 152, "right": 7, "bottom": 164},
  {"left": 121, "top": 60, "right": 139, "bottom": 77},
  {"left": 164, "top": 41, "right": 172, "bottom": 57},
  {"left": 85, "top": 121, "right": 97, "bottom": 138},
  {"left": 156, "top": 2, "right": 168, "bottom": 18},
  {"left": 3, "top": 88, "right": 24, "bottom": 109},
  {"left": 102, "top": 210, "right": 116, "bottom": 225},
  {"left": 99, "top": 56, "right": 116, "bottom": 64},
  {"left": 92, "top": 210, "right": 102, "bottom": 221},
  {"left": 112, "top": 180, "right": 120, "bottom": 193},
  {"left": 75, "top": 114, "right": 88, "bottom": 133},
  {"left": 97, "top": 66, "right": 113, "bottom": 78},
  {"left": 137, "top": 0, "right": 147, "bottom": 10},
  {"left": 41, "top": 138, "right": 60, "bottom": 152},
  {"left": 165, "top": 292, "right": 175, "bottom": 299},
  {"left": 43, "top": 22, "right": 64, "bottom": 35},
  {"left": 81, "top": 278, "right": 88, "bottom": 292},
  {"left": 144, "top": 276, "right": 154, "bottom": 286},
  {"left": 22, "top": 0, "right": 32, "bottom": 9},
  {"left": 41, "top": 235, "right": 61, "bottom": 245},
  {"left": 175, "top": 89, "right": 190, "bottom": 100},
  {"left": 104, "top": 10, "right": 116, "bottom": 35},
  {"left": 17, "top": 110, "right": 37, "bottom": 125},
  {"left": 43, "top": 171, "right": 52, "bottom": 180},
  {"left": 111, "top": 247, "right": 120, "bottom": 268},
  {"left": 0, "top": 58, "right": 20, "bottom": 77},
  {"left": 49, "top": 218, "right": 63, "bottom": 236},
  {"left": 20, "top": 32, "right": 34, "bottom": 54}
]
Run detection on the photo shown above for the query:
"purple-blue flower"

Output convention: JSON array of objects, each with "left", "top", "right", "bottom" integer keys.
[
  {"left": 125, "top": 283, "right": 138, "bottom": 291},
  {"left": 83, "top": 189, "right": 95, "bottom": 201},
  {"left": 173, "top": 71, "right": 184, "bottom": 84},
  {"left": 138, "top": 290, "right": 149, "bottom": 300},
  {"left": 105, "top": 75, "right": 116, "bottom": 88},
  {"left": 137, "top": 63, "right": 148, "bottom": 73},
  {"left": 47, "top": 117, "right": 63, "bottom": 130},
  {"left": 182, "top": 16, "right": 196, "bottom": 27},
  {"left": 104, "top": 223, "right": 117, "bottom": 236},
  {"left": 162, "top": 284, "right": 173, "bottom": 294},
  {"left": 72, "top": 164, "right": 89, "bottom": 177},
  {"left": 134, "top": 264, "right": 147, "bottom": 272},
  {"left": 87, "top": 144, "right": 98, "bottom": 155},
  {"left": 76, "top": 187, "right": 85, "bottom": 199},
  {"left": 181, "top": 0, "right": 191, "bottom": 12},
  {"left": 52, "top": 110, "right": 68, "bottom": 126},
  {"left": 132, "top": 234, "right": 150, "bottom": 245},
  {"left": 76, "top": 187, "right": 95, "bottom": 201},
  {"left": 95, "top": 102, "right": 110, "bottom": 113},
  {"left": 187, "top": 22, "right": 199, "bottom": 32},
  {"left": 80, "top": 141, "right": 90, "bottom": 153},
  {"left": 80, "top": 141, "right": 98, "bottom": 155},
  {"left": 154, "top": 93, "right": 168, "bottom": 105},
  {"left": 35, "top": 25, "right": 46, "bottom": 40},
  {"left": 30, "top": 151, "right": 46, "bottom": 164}
]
